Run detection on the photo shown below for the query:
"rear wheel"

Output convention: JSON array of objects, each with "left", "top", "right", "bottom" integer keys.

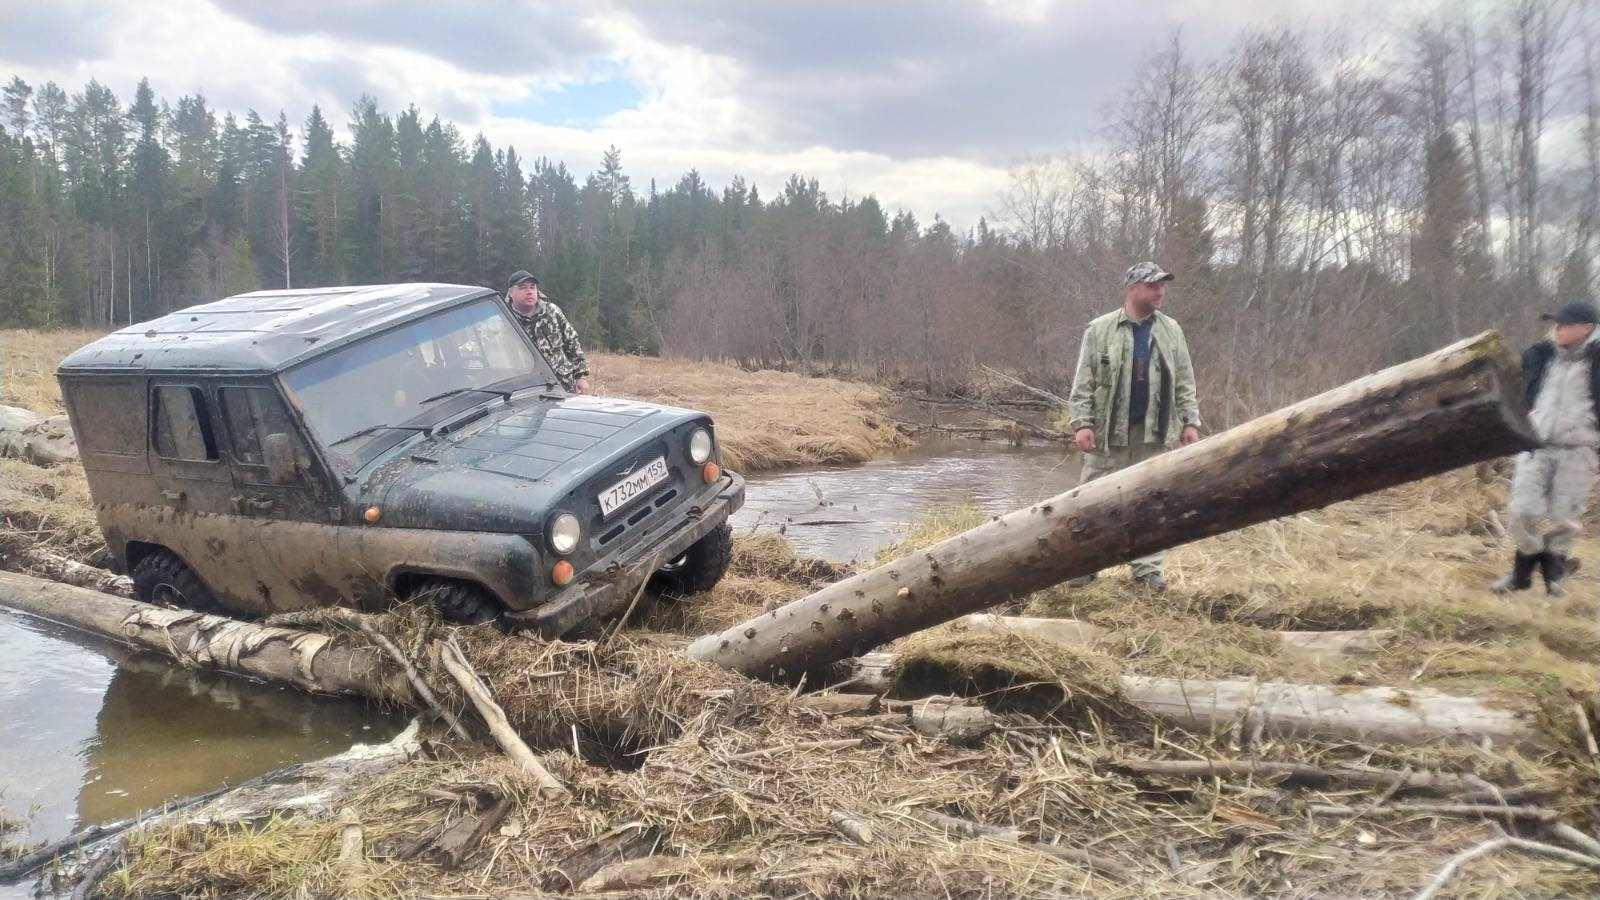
[
  {"left": 407, "top": 578, "right": 502, "bottom": 625},
  {"left": 131, "top": 550, "right": 223, "bottom": 613},
  {"left": 653, "top": 523, "right": 733, "bottom": 596}
]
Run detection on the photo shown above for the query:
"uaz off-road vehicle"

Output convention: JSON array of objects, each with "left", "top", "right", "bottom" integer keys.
[{"left": 57, "top": 283, "right": 744, "bottom": 633}]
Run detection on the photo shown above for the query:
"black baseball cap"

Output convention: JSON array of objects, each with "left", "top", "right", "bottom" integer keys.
[
  {"left": 507, "top": 270, "right": 538, "bottom": 290},
  {"left": 1541, "top": 300, "right": 1599, "bottom": 326}
]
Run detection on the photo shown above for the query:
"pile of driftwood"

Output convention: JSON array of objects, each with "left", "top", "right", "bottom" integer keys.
[{"left": 3, "top": 331, "right": 1597, "bottom": 897}]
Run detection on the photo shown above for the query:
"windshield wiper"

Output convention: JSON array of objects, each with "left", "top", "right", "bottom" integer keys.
[
  {"left": 418, "top": 386, "right": 514, "bottom": 406},
  {"left": 327, "top": 423, "right": 432, "bottom": 447}
]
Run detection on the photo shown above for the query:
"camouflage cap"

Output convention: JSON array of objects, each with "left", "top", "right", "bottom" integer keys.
[{"left": 1124, "top": 261, "right": 1175, "bottom": 286}]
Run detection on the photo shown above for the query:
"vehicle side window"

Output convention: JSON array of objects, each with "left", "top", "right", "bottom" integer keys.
[
  {"left": 220, "top": 387, "right": 300, "bottom": 466},
  {"left": 152, "top": 386, "right": 218, "bottom": 462},
  {"left": 71, "top": 381, "right": 145, "bottom": 454}
]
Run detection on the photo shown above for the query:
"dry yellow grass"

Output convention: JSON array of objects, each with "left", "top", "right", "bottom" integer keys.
[
  {"left": 0, "top": 332, "right": 904, "bottom": 472},
  {"left": 594, "top": 353, "right": 906, "bottom": 471},
  {"left": 1, "top": 329, "right": 99, "bottom": 414}
]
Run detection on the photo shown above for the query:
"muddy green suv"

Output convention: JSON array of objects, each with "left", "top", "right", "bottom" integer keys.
[{"left": 56, "top": 284, "right": 744, "bottom": 633}]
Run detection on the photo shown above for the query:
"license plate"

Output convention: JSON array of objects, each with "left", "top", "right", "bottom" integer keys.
[{"left": 598, "top": 456, "right": 670, "bottom": 517}]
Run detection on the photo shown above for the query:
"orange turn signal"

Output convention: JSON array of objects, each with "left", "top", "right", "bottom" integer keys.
[
  {"left": 552, "top": 559, "right": 575, "bottom": 586},
  {"left": 364, "top": 506, "right": 381, "bottom": 524},
  {"left": 701, "top": 462, "right": 720, "bottom": 483}
]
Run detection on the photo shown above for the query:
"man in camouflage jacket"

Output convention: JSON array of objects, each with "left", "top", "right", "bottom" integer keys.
[
  {"left": 506, "top": 270, "right": 591, "bottom": 393},
  {"left": 1065, "top": 261, "right": 1203, "bottom": 591}
]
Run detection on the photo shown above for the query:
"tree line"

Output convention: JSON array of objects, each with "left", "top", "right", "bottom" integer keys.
[{"left": 1, "top": 1, "right": 1596, "bottom": 426}]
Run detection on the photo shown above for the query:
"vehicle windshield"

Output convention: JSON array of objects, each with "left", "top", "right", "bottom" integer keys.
[{"left": 281, "top": 299, "right": 554, "bottom": 474}]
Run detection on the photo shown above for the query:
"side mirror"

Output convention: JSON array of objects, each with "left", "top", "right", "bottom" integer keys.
[{"left": 263, "top": 432, "right": 299, "bottom": 485}]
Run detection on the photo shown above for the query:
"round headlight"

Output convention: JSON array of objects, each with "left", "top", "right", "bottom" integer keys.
[
  {"left": 687, "top": 427, "right": 713, "bottom": 465},
  {"left": 548, "top": 512, "right": 581, "bottom": 555}
]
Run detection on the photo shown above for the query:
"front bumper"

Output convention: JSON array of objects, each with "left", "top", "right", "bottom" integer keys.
[{"left": 503, "top": 471, "right": 746, "bottom": 637}]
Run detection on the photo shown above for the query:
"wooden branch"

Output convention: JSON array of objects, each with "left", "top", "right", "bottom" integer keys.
[
  {"left": 1309, "top": 802, "right": 1558, "bottom": 822},
  {"left": 577, "top": 853, "right": 758, "bottom": 892},
  {"left": 425, "top": 792, "right": 515, "bottom": 869},
  {"left": 1413, "top": 836, "right": 1600, "bottom": 900},
  {"left": 17, "top": 550, "right": 132, "bottom": 596},
  {"left": 543, "top": 823, "right": 662, "bottom": 893},
  {"left": 828, "top": 809, "right": 874, "bottom": 845},
  {"left": 268, "top": 607, "right": 469, "bottom": 741},
  {"left": 1113, "top": 758, "right": 1491, "bottom": 794},
  {"left": 795, "top": 693, "right": 882, "bottom": 716},
  {"left": 68, "top": 841, "right": 123, "bottom": 900},
  {"left": 438, "top": 636, "right": 569, "bottom": 801},
  {"left": 978, "top": 364, "right": 1071, "bottom": 407},
  {"left": 909, "top": 808, "right": 1029, "bottom": 842},
  {"left": 691, "top": 333, "right": 1535, "bottom": 680},
  {"left": 724, "top": 738, "right": 864, "bottom": 761}
]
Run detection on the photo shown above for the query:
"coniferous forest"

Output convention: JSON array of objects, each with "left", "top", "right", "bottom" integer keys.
[{"left": 2, "top": 8, "right": 1596, "bottom": 422}]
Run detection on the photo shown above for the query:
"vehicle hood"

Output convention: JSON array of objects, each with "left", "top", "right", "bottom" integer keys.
[{"left": 356, "top": 395, "right": 704, "bottom": 533}]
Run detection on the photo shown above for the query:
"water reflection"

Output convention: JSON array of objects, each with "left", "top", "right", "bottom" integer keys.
[
  {"left": 0, "top": 611, "right": 405, "bottom": 847},
  {"left": 733, "top": 439, "right": 1083, "bottom": 562}
]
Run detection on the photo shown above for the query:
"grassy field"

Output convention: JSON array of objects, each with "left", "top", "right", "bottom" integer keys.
[{"left": 0, "top": 330, "right": 905, "bottom": 472}]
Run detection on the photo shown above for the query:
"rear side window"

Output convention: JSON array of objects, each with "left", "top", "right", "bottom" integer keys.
[
  {"left": 71, "top": 382, "right": 145, "bottom": 454},
  {"left": 220, "top": 387, "right": 299, "bottom": 466},
  {"left": 152, "top": 386, "right": 218, "bottom": 461}
]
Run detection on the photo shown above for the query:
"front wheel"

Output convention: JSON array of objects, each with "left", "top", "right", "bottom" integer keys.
[
  {"left": 131, "top": 550, "right": 223, "bottom": 613},
  {"left": 407, "top": 578, "right": 502, "bottom": 625},
  {"left": 653, "top": 523, "right": 733, "bottom": 596}
]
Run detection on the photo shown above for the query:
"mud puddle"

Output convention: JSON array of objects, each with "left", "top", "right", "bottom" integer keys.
[
  {"left": 0, "top": 610, "right": 405, "bottom": 868},
  {"left": 734, "top": 438, "right": 1081, "bottom": 562}
]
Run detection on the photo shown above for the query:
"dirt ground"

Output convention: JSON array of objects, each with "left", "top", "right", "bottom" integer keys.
[{"left": 2, "top": 328, "right": 1599, "bottom": 898}]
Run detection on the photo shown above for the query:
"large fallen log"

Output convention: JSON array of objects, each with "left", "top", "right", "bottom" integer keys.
[
  {"left": 0, "top": 404, "right": 78, "bottom": 466},
  {"left": 834, "top": 645, "right": 1534, "bottom": 746},
  {"left": 688, "top": 333, "right": 1535, "bottom": 679},
  {"left": 944, "top": 614, "right": 1392, "bottom": 663},
  {"left": 0, "top": 570, "right": 412, "bottom": 703}
]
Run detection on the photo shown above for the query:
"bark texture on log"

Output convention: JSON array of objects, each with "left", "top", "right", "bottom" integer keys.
[
  {"left": 1116, "top": 677, "right": 1532, "bottom": 747},
  {"left": 688, "top": 333, "right": 1535, "bottom": 678},
  {"left": 950, "top": 614, "right": 1391, "bottom": 663},
  {"left": 16, "top": 550, "right": 133, "bottom": 596},
  {"left": 0, "top": 570, "right": 412, "bottom": 703},
  {"left": 0, "top": 404, "right": 78, "bottom": 466},
  {"left": 834, "top": 651, "right": 1536, "bottom": 747}
]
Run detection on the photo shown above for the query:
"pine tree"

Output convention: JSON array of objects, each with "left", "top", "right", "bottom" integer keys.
[
  {"left": 3, "top": 76, "right": 32, "bottom": 137},
  {"left": 223, "top": 232, "right": 258, "bottom": 295}
]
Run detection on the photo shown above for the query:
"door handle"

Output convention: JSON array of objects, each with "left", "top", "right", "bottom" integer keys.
[
  {"left": 161, "top": 490, "right": 184, "bottom": 504},
  {"left": 230, "top": 495, "right": 274, "bottom": 515}
]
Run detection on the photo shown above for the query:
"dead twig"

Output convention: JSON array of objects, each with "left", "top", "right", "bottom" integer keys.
[
  {"left": 300, "top": 607, "right": 469, "bottom": 741},
  {"left": 1412, "top": 835, "right": 1600, "bottom": 900},
  {"left": 978, "top": 364, "right": 1070, "bottom": 407},
  {"left": 438, "top": 636, "right": 568, "bottom": 801},
  {"left": 724, "top": 738, "right": 864, "bottom": 761},
  {"left": 828, "top": 809, "right": 874, "bottom": 845},
  {"left": 1309, "top": 802, "right": 1558, "bottom": 822}
]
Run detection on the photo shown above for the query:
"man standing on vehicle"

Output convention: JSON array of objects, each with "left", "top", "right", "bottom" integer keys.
[
  {"left": 1065, "top": 261, "right": 1202, "bottom": 592},
  {"left": 506, "top": 270, "right": 591, "bottom": 393},
  {"left": 1492, "top": 300, "right": 1600, "bottom": 598}
]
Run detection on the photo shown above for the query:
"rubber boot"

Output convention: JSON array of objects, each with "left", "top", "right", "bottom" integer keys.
[
  {"left": 1490, "top": 552, "right": 1537, "bottom": 594},
  {"left": 1539, "top": 552, "right": 1567, "bottom": 598}
]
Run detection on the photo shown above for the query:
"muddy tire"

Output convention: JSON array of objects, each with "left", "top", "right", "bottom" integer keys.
[
  {"left": 408, "top": 578, "right": 502, "bottom": 625},
  {"left": 654, "top": 523, "right": 734, "bottom": 596},
  {"left": 132, "top": 551, "right": 223, "bottom": 613}
]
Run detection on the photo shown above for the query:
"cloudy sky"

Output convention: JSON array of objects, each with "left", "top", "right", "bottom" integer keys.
[{"left": 1, "top": 0, "right": 1426, "bottom": 227}]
